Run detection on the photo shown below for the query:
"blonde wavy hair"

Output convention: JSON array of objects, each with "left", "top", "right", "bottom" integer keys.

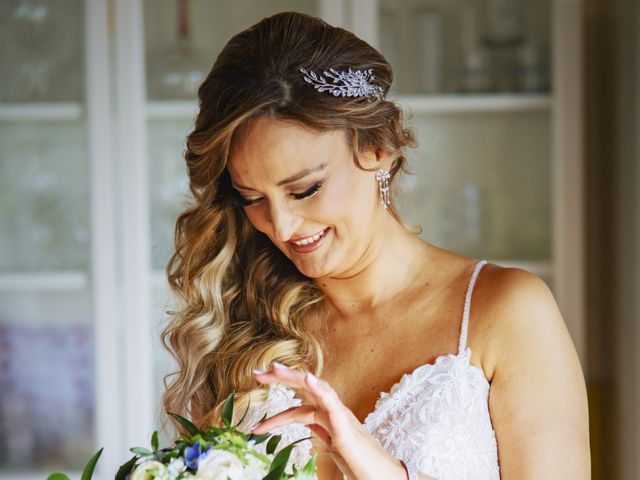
[{"left": 161, "top": 11, "right": 418, "bottom": 432}]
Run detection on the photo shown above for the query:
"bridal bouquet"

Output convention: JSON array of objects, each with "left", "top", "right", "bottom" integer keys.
[{"left": 47, "top": 392, "right": 317, "bottom": 480}]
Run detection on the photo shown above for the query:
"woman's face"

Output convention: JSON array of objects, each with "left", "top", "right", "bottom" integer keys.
[{"left": 227, "top": 116, "right": 389, "bottom": 279}]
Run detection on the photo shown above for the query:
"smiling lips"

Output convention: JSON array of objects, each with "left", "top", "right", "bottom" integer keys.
[{"left": 289, "top": 227, "right": 329, "bottom": 252}]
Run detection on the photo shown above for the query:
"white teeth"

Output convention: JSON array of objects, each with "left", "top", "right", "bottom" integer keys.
[{"left": 291, "top": 229, "right": 326, "bottom": 246}]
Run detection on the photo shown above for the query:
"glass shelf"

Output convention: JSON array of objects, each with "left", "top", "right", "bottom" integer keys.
[
  {"left": 146, "top": 100, "right": 198, "bottom": 119},
  {"left": 0, "top": 471, "right": 81, "bottom": 480},
  {"left": 0, "top": 103, "right": 83, "bottom": 121},
  {"left": 0, "top": 271, "right": 88, "bottom": 291},
  {"left": 395, "top": 93, "right": 550, "bottom": 113},
  {"left": 145, "top": 93, "right": 551, "bottom": 120}
]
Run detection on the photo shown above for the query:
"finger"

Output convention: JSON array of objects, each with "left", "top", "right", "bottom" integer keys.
[
  {"left": 253, "top": 362, "right": 307, "bottom": 389},
  {"left": 250, "top": 404, "right": 320, "bottom": 434},
  {"left": 307, "top": 423, "right": 332, "bottom": 446},
  {"left": 253, "top": 364, "right": 322, "bottom": 405},
  {"left": 253, "top": 365, "right": 342, "bottom": 411},
  {"left": 304, "top": 372, "right": 343, "bottom": 413}
]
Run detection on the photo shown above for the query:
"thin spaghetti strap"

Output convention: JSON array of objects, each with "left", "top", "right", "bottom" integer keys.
[{"left": 458, "top": 259, "right": 488, "bottom": 355}]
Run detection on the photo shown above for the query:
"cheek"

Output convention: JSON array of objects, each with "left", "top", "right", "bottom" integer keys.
[
  {"left": 307, "top": 174, "right": 376, "bottom": 238},
  {"left": 326, "top": 170, "right": 376, "bottom": 216},
  {"left": 243, "top": 207, "right": 270, "bottom": 234}
]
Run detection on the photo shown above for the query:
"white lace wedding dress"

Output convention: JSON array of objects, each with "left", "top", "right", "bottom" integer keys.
[{"left": 238, "top": 260, "right": 501, "bottom": 480}]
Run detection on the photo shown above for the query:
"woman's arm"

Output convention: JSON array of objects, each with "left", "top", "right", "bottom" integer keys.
[{"left": 485, "top": 268, "right": 591, "bottom": 479}]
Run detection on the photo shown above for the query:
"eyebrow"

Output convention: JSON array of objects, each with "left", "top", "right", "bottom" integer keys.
[{"left": 232, "top": 162, "right": 328, "bottom": 191}]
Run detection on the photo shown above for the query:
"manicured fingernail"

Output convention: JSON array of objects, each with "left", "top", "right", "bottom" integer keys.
[
  {"left": 306, "top": 372, "right": 318, "bottom": 385},
  {"left": 272, "top": 362, "right": 288, "bottom": 369},
  {"left": 253, "top": 369, "right": 267, "bottom": 375}
]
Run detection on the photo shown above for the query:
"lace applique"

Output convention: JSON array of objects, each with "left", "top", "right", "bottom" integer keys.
[
  {"left": 362, "top": 348, "right": 500, "bottom": 480},
  {"left": 256, "top": 349, "right": 500, "bottom": 480}
]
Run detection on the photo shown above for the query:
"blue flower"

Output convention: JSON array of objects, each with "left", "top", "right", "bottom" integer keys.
[
  {"left": 184, "top": 441, "right": 214, "bottom": 470},
  {"left": 184, "top": 441, "right": 204, "bottom": 469}
]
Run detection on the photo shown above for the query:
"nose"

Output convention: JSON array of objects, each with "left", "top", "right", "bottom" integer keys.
[{"left": 269, "top": 202, "right": 301, "bottom": 243}]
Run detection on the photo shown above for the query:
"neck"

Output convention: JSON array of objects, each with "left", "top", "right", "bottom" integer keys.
[{"left": 314, "top": 214, "right": 432, "bottom": 320}]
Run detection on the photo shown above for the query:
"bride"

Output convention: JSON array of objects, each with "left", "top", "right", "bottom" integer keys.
[{"left": 160, "top": 11, "right": 590, "bottom": 480}]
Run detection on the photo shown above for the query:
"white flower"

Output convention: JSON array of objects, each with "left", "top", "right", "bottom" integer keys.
[
  {"left": 243, "top": 454, "right": 270, "bottom": 479},
  {"left": 195, "top": 449, "right": 244, "bottom": 480},
  {"left": 167, "top": 457, "right": 188, "bottom": 479},
  {"left": 129, "top": 460, "right": 169, "bottom": 480}
]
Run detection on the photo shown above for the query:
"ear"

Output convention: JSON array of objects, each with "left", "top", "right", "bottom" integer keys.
[
  {"left": 360, "top": 145, "right": 394, "bottom": 170},
  {"left": 375, "top": 147, "right": 395, "bottom": 169}
]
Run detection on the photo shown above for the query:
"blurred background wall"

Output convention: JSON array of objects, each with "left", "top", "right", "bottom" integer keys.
[{"left": 0, "top": 0, "right": 637, "bottom": 478}]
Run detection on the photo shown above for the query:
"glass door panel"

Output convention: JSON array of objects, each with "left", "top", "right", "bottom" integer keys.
[
  {"left": 148, "top": 118, "right": 191, "bottom": 271},
  {"left": 144, "top": 0, "right": 319, "bottom": 100},
  {"left": 379, "top": 0, "right": 552, "bottom": 95},
  {"left": 0, "top": 123, "right": 90, "bottom": 272},
  {"left": 0, "top": 290, "right": 93, "bottom": 472},
  {"left": 0, "top": 0, "right": 93, "bottom": 474},
  {"left": 397, "top": 109, "right": 551, "bottom": 261},
  {"left": 0, "top": 0, "right": 85, "bottom": 102},
  {"left": 378, "top": 0, "right": 554, "bottom": 281}
]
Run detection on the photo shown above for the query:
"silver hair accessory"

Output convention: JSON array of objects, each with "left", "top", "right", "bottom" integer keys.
[
  {"left": 299, "top": 66, "right": 384, "bottom": 99},
  {"left": 375, "top": 168, "right": 391, "bottom": 208}
]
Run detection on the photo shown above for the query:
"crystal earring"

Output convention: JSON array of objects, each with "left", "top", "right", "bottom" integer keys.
[{"left": 375, "top": 168, "right": 391, "bottom": 209}]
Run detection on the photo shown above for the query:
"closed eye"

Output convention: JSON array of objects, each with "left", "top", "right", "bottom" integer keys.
[
  {"left": 231, "top": 181, "right": 324, "bottom": 207},
  {"left": 292, "top": 181, "right": 323, "bottom": 200}
]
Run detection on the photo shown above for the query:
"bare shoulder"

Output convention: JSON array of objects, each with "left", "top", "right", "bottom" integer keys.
[
  {"left": 471, "top": 263, "right": 575, "bottom": 380},
  {"left": 472, "top": 262, "right": 591, "bottom": 478}
]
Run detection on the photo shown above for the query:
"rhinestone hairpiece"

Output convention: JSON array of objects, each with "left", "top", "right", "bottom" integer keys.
[{"left": 299, "top": 67, "right": 384, "bottom": 100}]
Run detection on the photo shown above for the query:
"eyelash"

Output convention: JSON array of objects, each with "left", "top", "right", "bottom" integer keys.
[{"left": 232, "top": 181, "right": 324, "bottom": 207}]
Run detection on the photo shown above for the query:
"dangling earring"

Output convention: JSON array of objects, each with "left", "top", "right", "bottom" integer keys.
[{"left": 375, "top": 168, "right": 391, "bottom": 209}]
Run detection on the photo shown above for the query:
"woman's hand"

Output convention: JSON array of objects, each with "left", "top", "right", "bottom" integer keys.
[{"left": 251, "top": 362, "right": 407, "bottom": 480}]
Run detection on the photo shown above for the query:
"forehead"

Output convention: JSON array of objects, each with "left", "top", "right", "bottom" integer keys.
[{"left": 227, "top": 117, "right": 348, "bottom": 187}]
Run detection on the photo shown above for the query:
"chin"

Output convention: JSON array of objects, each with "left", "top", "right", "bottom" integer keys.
[{"left": 293, "top": 262, "right": 329, "bottom": 280}]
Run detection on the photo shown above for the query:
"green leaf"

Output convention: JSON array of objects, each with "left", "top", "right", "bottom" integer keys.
[
  {"left": 293, "top": 453, "right": 318, "bottom": 480},
  {"left": 247, "top": 432, "right": 271, "bottom": 445},
  {"left": 263, "top": 444, "right": 295, "bottom": 480},
  {"left": 130, "top": 447, "right": 153, "bottom": 456},
  {"left": 81, "top": 447, "right": 103, "bottom": 480},
  {"left": 282, "top": 435, "right": 313, "bottom": 448},
  {"left": 151, "top": 431, "right": 159, "bottom": 452},
  {"left": 266, "top": 434, "right": 282, "bottom": 455},
  {"left": 247, "top": 448, "right": 273, "bottom": 464},
  {"left": 221, "top": 391, "right": 235, "bottom": 428},
  {"left": 115, "top": 455, "right": 138, "bottom": 480},
  {"left": 47, "top": 473, "right": 71, "bottom": 480},
  {"left": 203, "top": 426, "right": 227, "bottom": 442},
  {"left": 160, "top": 449, "right": 180, "bottom": 462},
  {"left": 168, "top": 412, "right": 201, "bottom": 436}
]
